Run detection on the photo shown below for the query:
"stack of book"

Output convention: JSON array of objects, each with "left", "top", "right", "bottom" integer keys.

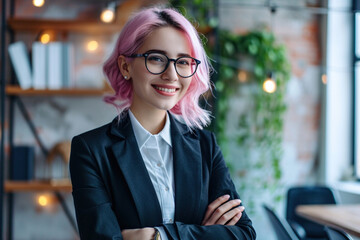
[{"left": 8, "top": 41, "right": 74, "bottom": 89}]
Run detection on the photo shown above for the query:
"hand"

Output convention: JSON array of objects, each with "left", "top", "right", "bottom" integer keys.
[
  {"left": 121, "top": 227, "right": 156, "bottom": 240},
  {"left": 202, "top": 194, "right": 245, "bottom": 226}
]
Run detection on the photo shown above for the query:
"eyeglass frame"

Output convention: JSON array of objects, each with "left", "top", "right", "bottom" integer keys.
[{"left": 127, "top": 52, "right": 201, "bottom": 78}]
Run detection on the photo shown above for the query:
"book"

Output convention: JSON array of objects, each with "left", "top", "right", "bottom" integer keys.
[
  {"left": 48, "top": 42, "right": 63, "bottom": 89},
  {"left": 62, "top": 43, "right": 74, "bottom": 88},
  {"left": 8, "top": 41, "right": 32, "bottom": 89},
  {"left": 32, "top": 42, "right": 48, "bottom": 89},
  {"left": 10, "top": 145, "right": 34, "bottom": 180}
]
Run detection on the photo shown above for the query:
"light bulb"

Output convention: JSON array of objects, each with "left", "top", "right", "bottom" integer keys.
[
  {"left": 100, "top": 8, "right": 115, "bottom": 23},
  {"left": 87, "top": 40, "right": 99, "bottom": 52},
  {"left": 263, "top": 78, "right": 277, "bottom": 93},
  {"left": 38, "top": 195, "right": 48, "bottom": 206},
  {"left": 237, "top": 70, "right": 247, "bottom": 83},
  {"left": 40, "top": 33, "right": 50, "bottom": 44},
  {"left": 33, "top": 0, "right": 45, "bottom": 7},
  {"left": 322, "top": 74, "right": 327, "bottom": 84}
]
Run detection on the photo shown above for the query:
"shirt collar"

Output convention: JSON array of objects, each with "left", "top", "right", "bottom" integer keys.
[{"left": 129, "top": 110, "right": 172, "bottom": 149}]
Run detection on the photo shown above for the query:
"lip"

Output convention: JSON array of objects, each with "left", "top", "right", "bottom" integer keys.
[{"left": 152, "top": 84, "right": 180, "bottom": 96}]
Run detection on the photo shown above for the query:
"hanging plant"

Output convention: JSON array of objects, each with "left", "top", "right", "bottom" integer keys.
[
  {"left": 208, "top": 30, "right": 291, "bottom": 213},
  {"left": 170, "top": 0, "right": 291, "bottom": 214}
]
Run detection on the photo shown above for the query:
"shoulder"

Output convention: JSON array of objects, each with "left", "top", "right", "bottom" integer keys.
[
  {"left": 170, "top": 113, "right": 214, "bottom": 139},
  {"left": 171, "top": 116, "right": 216, "bottom": 146}
]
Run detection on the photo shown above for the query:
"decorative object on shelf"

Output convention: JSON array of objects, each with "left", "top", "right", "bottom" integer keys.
[
  {"left": 46, "top": 141, "right": 71, "bottom": 181},
  {"left": 10, "top": 145, "right": 35, "bottom": 180}
]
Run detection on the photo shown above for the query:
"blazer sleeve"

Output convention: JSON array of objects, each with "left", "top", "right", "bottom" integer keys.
[
  {"left": 162, "top": 132, "right": 256, "bottom": 240},
  {"left": 69, "top": 135, "right": 123, "bottom": 240}
]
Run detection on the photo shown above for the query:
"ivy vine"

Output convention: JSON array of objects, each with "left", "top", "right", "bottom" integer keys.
[
  {"left": 170, "top": 1, "right": 291, "bottom": 213},
  {"left": 209, "top": 30, "right": 291, "bottom": 211}
]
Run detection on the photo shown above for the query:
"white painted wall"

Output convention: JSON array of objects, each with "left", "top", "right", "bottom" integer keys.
[{"left": 324, "top": 0, "right": 353, "bottom": 184}]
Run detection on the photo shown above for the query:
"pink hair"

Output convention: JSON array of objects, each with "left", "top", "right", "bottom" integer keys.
[{"left": 103, "top": 6, "right": 212, "bottom": 129}]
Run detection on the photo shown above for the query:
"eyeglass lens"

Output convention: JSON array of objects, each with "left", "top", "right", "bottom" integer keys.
[{"left": 145, "top": 53, "right": 198, "bottom": 77}]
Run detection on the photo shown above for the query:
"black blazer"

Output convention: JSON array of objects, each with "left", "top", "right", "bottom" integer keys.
[{"left": 70, "top": 112, "right": 256, "bottom": 240}]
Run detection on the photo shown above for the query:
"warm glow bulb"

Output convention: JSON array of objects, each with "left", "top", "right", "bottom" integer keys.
[
  {"left": 263, "top": 78, "right": 277, "bottom": 93},
  {"left": 100, "top": 9, "right": 115, "bottom": 23},
  {"left": 87, "top": 40, "right": 99, "bottom": 52},
  {"left": 33, "top": 0, "right": 45, "bottom": 7},
  {"left": 40, "top": 33, "right": 50, "bottom": 44},
  {"left": 237, "top": 70, "right": 247, "bottom": 83},
  {"left": 322, "top": 74, "right": 327, "bottom": 84},
  {"left": 38, "top": 195, "right": 48, "bottom": 206}
]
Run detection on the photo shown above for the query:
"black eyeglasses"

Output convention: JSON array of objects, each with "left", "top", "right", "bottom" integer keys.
[{"left": 128, "top": 52, "right": 201, "bottom": 78}]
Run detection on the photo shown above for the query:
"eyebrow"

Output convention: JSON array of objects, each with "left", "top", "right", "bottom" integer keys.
[{"left": 144, "top": 49, "right": 191, "bottom": 58}]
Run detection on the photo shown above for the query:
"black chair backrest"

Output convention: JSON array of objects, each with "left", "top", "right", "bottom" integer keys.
[
  {"left": 324, "top": 226, "right": 353, "bottom": 240},
  {"left": 286, "top": 186, "right": 337, "bottom": 238},
  {"left": 263, "top": 204, "right": 299, "bottom": 240}
]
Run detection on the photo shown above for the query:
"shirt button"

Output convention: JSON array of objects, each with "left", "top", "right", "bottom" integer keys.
[
  {"left": 165, "top": 186, "right": 169, "bottom": 191},
  {"left": 169, "top": 218, "right": 173, "bottom": 223},
  {"left": 157, "top": 163, "right": 161, "bottom": 167}
]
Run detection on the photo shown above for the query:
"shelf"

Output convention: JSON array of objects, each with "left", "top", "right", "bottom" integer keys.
[
  {"left": 6, "top": 85, "right": 113, "bottom": 96},
  {"left": 5, "top": 180, "right": 72, "bottom": 192},
  {"left": 7, "top": 18, "right": 124, "bottom": 34}
]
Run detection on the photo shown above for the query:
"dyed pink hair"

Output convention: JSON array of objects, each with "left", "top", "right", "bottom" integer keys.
[{"left": 103, "top": 7, "right": 212, "bottom": 129}]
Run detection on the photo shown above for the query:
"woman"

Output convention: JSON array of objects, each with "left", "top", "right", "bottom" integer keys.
[{"left": 70, "top": 6, "right": 256, "bottom": 240}]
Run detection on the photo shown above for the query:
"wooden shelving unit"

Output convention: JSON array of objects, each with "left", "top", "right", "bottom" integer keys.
[
  {"left": 6, "top": 85, "right": 113, "bottom": 96},
  {"left": 1, "top": 0, "right": 157, "bottom": 238},
  {"left": 5, "top": 180, "right": 72, "bottom": 192}
]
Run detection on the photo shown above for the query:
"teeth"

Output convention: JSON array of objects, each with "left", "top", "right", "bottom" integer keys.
[{"left": 154, "top": 86, "right": 176, "bottom": 93}]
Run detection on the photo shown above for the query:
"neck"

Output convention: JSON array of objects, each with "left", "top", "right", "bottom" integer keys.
[{"left": 130, "top": 107, "right": 167, "bottom": 134}]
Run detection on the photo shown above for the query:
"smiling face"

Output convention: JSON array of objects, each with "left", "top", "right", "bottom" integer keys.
[{"left": 119, "top": 26, "right": 193, "bottom": 120}]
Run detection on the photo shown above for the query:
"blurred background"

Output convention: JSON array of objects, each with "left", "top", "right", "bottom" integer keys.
[{"left": 0, "top": 0, "right": 359, "bottom": 239}]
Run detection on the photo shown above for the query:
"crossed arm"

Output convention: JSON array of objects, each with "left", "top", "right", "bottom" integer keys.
[
  {"left": 122, "top": 195, "right": 245, "bottom": 239},
  {"left": 70, "top": 133, "right": 256, "bottom": 240}
]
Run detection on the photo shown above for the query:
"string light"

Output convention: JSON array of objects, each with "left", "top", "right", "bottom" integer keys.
[
  {"left": 322, "top": 73, "right": 327, "bottom": 84},
  {"left": 33, "top": 0, "right": 45, "bottom": 7},
  {"left": 38, "top": 195, "right": 49, "bottom": 207},
  {"left": 87, "top": 40, "right": 99, "bottom": 52},
  {"left": 237, "top": 70, "right": 248, "bottom": 83},
  {"left": 39, "top": 30, "right": 55, "bottom": 44},
  {"left": 100, "top": 2, "right": 116, "bottom": 23},
  {"left": 263, "top": 72, "right": 277, "bottom": 93},
  {"left": 40, "top": 33, "right": 50, "bottom": 44}
]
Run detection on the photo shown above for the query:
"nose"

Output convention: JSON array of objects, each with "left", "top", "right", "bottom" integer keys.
[{"left": 161, "top": 60, "right": 178, "bottom": 81}]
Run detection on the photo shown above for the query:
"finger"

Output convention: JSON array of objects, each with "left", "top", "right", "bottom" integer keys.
[
  {"left": 204, "top": 199, "right": 241, "bottom": 225},
  {"left": 214, "top": 207, "right": 241, "bottom": 225},
  {"left": 202, "top": 195, "right": 230, "bottom": 224},
  {"left": 216, "top": 206, "right": 245, "bottom": 225},
  {"left": 226, "top": 211, "right": 243, "bottom": 226}
]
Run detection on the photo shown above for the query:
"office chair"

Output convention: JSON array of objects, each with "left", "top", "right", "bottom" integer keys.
[
  {"left": 286, "top": 186, "right": 337, "bottom": 239},
  {"left": 263, "top": 204, "right": 300, "bottom": 240},
  {"left": 324, "top": 226, "right": 353, "bottom": 240}
]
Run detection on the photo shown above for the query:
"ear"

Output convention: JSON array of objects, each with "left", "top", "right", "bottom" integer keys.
[{"left": 117, "top": 55, "right": 131, "bottom": 80}]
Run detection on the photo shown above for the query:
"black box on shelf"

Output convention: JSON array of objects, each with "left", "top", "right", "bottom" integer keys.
[{"left": 10, "top": 145, "right": 35, "bottom": 180}]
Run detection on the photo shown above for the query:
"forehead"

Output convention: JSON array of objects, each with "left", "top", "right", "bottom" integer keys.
[{"left": 138, "top": 26, "right": 191, "bottom": 56}]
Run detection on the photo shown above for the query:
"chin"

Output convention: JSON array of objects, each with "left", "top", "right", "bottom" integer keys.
[{"left": 156, "top": 103, "right": 176, "bottom": 111}]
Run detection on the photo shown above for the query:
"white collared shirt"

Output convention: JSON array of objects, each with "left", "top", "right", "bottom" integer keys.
[{"left": 129, "top": 110, "right": 175, "bottom": 225}]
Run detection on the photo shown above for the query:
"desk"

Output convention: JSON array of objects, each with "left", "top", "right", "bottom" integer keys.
[{"left": 296, "top": 204, "right": 360, "bottom": 237}]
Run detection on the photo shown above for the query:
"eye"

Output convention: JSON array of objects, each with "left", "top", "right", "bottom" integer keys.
[
  {"left": 177, "top": 57, "right": 191, "bottom": 66},
  {"left": 147, "top": 53, "right": 166, "bottom": 63}
]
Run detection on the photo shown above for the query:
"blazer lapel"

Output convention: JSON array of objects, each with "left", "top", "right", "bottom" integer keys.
[
  {"left": 170, "top": 115, "right": 202, "bottom": 223},
  {"left": 110, "top": 114, "right": 162, "bottom": 226}
]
